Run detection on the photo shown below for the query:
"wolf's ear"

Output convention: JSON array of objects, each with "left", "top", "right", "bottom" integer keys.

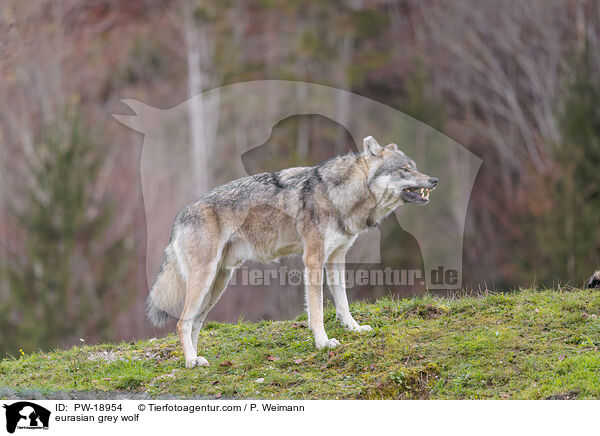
[
  {"left": 363, "top": 136, "right": 383, "bottom": 156},
  {"left": 386, "top": 143, "right": 398, "bottom": 150}
]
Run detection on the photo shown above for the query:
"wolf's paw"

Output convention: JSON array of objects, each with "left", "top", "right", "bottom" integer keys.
[
  {"left": 345, "top": 322, "right": 372, "bottom": 332},
  {"left": 315, "top": 337, "right": 340, "bottom": 349},
  {"left": 328, "top": 338, "right": 341, "bottom": 347},
  {"left": 185, "top": 356, "right": 210, "bottom": 368},
  {"left": 324, "top": 338, "right": 340, "bottom": 348}
]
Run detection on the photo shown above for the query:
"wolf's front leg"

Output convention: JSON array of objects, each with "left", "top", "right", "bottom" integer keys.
[
  {"left": 325, "top": 249, "right": 372, "bottom": 333},
  {"left": 304, "top": 243, "right": 339, "bottom": 349}
]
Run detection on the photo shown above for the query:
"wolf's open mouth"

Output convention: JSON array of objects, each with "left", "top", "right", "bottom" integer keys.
[{"left": 402, "top": 187, "right": 431, "bottom": 203}]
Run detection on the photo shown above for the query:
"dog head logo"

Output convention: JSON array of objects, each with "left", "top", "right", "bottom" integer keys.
[
  {"left": 3, "top": 402, "right": 50, "bottom": 433},
  {"left": 114, "top": 80, "right": 481, "bottom": 295}
]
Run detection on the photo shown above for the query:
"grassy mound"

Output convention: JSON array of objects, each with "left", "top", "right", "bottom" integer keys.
[{"left": 2, "top": 289, "right": 600, "bottom": 399}]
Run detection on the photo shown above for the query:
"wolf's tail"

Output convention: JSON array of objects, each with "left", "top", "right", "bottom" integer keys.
[{"left": 147, "top": 246, "right": 186, "bottom": 327}]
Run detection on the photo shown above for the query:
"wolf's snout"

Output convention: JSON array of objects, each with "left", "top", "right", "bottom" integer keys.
[{"left": 428, "top": 177, "right": 438, "bottom": 188}]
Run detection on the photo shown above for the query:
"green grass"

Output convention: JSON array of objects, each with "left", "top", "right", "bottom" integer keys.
[{"left": 3, "top": 288, "right": 600, "bottom": 399}]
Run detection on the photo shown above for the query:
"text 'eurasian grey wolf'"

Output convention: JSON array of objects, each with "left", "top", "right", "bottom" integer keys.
[{"left": 147, "top": 136, "right": 438, "bottom": 368}]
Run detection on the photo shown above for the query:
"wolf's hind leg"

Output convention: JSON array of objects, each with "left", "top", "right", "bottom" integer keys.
[
  {"left": 177, "top": 256, "right": 221, "bottom": 368},
  {"left": 326, "top": 248, "right": 372, "bottom": 333},
  {"left": 191, "top": 267, "right": 234, "bottom": 354}
]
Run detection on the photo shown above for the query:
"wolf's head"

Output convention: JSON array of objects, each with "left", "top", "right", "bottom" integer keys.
[{"left": 362, "top": 136, "right": 438, "bottom": 206}]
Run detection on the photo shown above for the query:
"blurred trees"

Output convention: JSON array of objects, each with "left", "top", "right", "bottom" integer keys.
[
  {"left": 556, "top": 44, "right": 600, "bottom": 283},
  {"left": 178, "top": 0, "right": 239, "bottom": 197},
  {"left": 519, "top": 43, "right": 600, "bottom": 286},
  {"left": 1, "top": 0, "right": 600, "bottom": 352},
  {"left": 0, "top": 115, "right": 133, "bottom": 355},
  {"left": 411, "top": 0, "right": 600, "bottom": 288}
]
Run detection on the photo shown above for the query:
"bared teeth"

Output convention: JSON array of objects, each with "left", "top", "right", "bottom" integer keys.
[{"left": 409, "top": 187, "right": 432, "bottom": 200}]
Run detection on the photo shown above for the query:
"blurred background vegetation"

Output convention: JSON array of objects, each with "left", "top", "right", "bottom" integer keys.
[{"left": 0, "top": 0, "right": 599, "bottom": 356}]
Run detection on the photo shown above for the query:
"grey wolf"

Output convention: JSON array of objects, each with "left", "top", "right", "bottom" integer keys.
[
  {"left": 147, "top": 136, "right": 438, "bottom": 368},
  {"left": 587, "top": 271, "right": 600, "bottom": 289}
]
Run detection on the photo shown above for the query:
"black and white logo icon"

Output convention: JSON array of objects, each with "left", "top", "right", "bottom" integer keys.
[{"left": 2, "top": 402, "right": 50, "bottom": 434}]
